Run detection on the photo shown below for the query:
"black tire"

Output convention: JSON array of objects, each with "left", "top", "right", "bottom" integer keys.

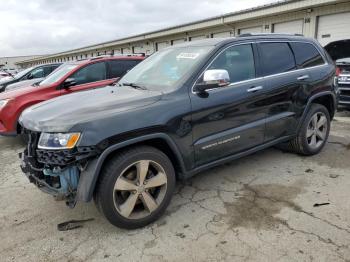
[
  {"left": 284, "top": 104, "right": 330, "bottom": 155},
  {"left": 94, "top": 146, "right": 176, "bottom": 229}
]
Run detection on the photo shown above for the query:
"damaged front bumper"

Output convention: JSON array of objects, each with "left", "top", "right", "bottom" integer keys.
[{"left": 19, "top": 131, "right": 100, "bottom": 207}]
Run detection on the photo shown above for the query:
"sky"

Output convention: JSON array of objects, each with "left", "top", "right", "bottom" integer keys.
[{"left": 0, "top": 0, "right": 280, "bottom": 57}]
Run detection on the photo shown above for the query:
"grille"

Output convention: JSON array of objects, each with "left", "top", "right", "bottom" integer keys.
[
  {"left": 36, "top": 149, "right": 76, "bottom": 165},
  {"left": 36, "top": 146, "right": 97, "bottom": 166},
  {"left": 340, "top": 89, "right": 350, "bottom": 96}
]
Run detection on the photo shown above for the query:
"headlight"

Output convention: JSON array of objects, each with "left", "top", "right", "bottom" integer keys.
[
  {"left": 38, "top": 132, "right": 81, "bottom": 150},
  {"left": 0, "top": 99, "right": 10, "bottom": 108}
]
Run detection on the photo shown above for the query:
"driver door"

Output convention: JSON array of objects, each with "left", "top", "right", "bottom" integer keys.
[
  {"left": 190, "top": 43, "right": 266, "bottom": 166},
  {"left": 61, "top": 61, "right": 113, "bottom": 94}
]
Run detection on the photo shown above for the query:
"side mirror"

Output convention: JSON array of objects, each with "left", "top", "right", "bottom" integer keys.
[
  {"left": 63, "top": 78, "right": 77, "bottom": 88},
  {"left": 195, "top": 69, "right": 230, "bottom": 93}
]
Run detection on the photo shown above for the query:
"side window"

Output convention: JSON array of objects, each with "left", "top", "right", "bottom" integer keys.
[
  {"left": 29, "top": 67, "right": 45, "bottom": 78},
  {"left": 108, "top": 60, "right": 141, "bottom": 78},
  {"left": 43, "top": 66, "right": 54, "bottom": 76},
  {"left": 259, "top": 42, "right": 296, "bottom": 76},
  {"left": 208, "top": 44, "right": 256, "bottom": 83},
  {"left": 70, "top": 62, "right": 106, "bottom": 85},
  {"left": 290, "top": 42, "right": 325, "bottom": 68}
]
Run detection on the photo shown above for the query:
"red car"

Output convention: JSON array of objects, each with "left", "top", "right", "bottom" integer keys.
[{"left": 0, "top": 56, "right": 144, "bottom": 136}]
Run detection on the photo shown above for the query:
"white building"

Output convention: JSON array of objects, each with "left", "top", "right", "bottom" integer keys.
[
  {"left": 0, "top": 55, "right": 41, "bottom": 70},
  {"left": 17, "top": 0, "right": 350, "bottom": 68}
]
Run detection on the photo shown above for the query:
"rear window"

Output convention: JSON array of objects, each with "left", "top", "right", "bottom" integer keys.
[
  {"left": 259, "top": 42, "right": 296, "bottom": 76},
  {"left": 108, "top": 60, "right": 141, "bottom": 78},
  {"left": 290, "top": 42, "right": 325, "bottom": 68}
]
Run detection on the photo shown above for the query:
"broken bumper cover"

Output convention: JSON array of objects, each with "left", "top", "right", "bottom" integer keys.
[
  {"left": 19, "top": 151, "right": 68, "bottom": 198},
  {"left": 19, "top": 146, "right": 99, "bottom": 204}
]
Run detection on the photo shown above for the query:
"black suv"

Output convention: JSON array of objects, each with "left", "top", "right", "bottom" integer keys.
[
  {"left": 19, "top": 35, "right": 338, "bottom": 229},
  {"left": 0, "top": 63, "right": 62, "bottom": 92}
]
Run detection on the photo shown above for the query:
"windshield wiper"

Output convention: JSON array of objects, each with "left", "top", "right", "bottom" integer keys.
[{"left": 122, "top": 82, "right": 148, "bottom": 90}]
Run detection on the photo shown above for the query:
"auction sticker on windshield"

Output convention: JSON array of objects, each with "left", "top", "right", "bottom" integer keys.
[{"left": 176, "top": 53, "right": 200, "bottom": 59}]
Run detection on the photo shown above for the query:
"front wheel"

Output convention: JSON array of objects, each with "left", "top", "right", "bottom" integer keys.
[
  {"left": 94, "top": 146, "right": 176, "bottom": 229},
  {"left": 286, "top": 104, "right": 330, "bottom": 155}
]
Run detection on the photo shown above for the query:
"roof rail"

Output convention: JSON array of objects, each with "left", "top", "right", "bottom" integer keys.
[
  {"left": 89, "top": 53, "right": 146, "bottom": 61},
  {"left": 238, "top": 33, "right": 304, "bottom": 37}
]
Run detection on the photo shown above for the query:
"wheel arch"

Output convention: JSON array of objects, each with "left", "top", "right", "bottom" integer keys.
[
  {"left": 297, "top": 91, "right": 336, "bottom": 132},
  {"left": 76, "top": 133, "right": 187, "bottom": 202}
]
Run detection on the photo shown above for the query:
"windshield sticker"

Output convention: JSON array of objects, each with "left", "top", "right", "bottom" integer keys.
[{"left": 176, "top": 53, "right": 200, "bottom": 59}]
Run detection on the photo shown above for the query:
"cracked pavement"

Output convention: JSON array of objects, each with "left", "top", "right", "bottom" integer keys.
[{"left": 1, "top": 111, "right": 350, "bottom": 262}]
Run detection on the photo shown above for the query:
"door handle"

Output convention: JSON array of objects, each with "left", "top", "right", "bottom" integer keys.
[
  {"left": 247, "top": 86, "right": 263, "bottom": 93},
  {"left": 297, "top": 75, "right": 310, "bottom": 81}
]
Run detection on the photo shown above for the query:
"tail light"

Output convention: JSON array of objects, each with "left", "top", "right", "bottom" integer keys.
[{"left": 335, "top": 67, "right": 342, "bottom": 76}]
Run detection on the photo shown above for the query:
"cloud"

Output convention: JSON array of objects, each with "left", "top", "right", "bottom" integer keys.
[{"left": 0, "top": 0, "right": 279, "bottom": 56}]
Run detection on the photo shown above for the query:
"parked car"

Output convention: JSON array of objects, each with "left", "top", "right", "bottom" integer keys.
[
  {"left": 19, "top": 35, "right": 337, "bottom": 229},
  {"left": 5, "top": 77, "right": 45, "bottom": 92},
  {"left": 0, "top": 56, "right": 144, "bottom": 136},
  {"left": 3, "top": 69, "right": 19, "bottom": 76},
  {"left": 5, "top": 65, "right": 64, "bottom": 92},
  {"left": 325, "top": 39, "right": 350, "bottom": 108},
  {"left": 0, "top": 63, "right": 61, "bottom": 93},
  {"left": 0, "top": 71, "right": 12, "bottom": 80}
]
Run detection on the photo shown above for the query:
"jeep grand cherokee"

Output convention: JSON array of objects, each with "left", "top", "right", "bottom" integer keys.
[{"left": 19, "top": 35, "right": 338, "bottom": 229}]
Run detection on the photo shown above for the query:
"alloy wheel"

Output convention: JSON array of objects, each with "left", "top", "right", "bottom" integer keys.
[
  {"left": 113, "top": 160, "right": 168, "bottom": 219},
  {"left": 306, "top": 112, "right": 328, "bottom": 150}
]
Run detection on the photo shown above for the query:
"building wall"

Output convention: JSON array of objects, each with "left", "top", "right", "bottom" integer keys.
[
  {"left": 0, "top": 55, "right": 41, "bottom": 70},
  {"left": 16, "top": 0, "right": 350, "bottom": 68}
]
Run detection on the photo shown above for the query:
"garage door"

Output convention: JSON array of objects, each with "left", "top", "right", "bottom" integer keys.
[
  {"left": 239, "top": 26, "right": 262, "bottom": 35},
  {"left": 273, "top": 20, "right": 303, "bottom": 34},
  {"left": 172, "top": 38, "right": 186, "bottom": 46},
  {"left": 156, "top": 41, "right": 170, "bottom": 51},
  {"left": 121, "top": 47, "right": 132, "bottom": 54},
  {"left": 190, "top": 35, "right": 206, "bottom": 41},
  {"left": 114, "top": 49, "right": 121, "bottom": 55},
  {"left": 212, "top": 31, "right": 231, "bottom": 38},
  {"left": 317, "top": 12, "right": 350, "bottom": 46},
  {"left": 133, "top": 46, "right": 145, "bottom": 54}
]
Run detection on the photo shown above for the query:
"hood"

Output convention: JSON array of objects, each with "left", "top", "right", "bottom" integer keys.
[
  {"left": 5, "top": 78, "right": 43, "bottom": 92},
  {"left": 0, "top": 76, "right": 15, "bottom": 86},
  {"left": 324, "top": 39, "right": 350, "bottom": 61},
  {"left": 0, "top": 83, "right": 43, "bottom": 99},
  {"left": 19, "top": 85, "right": 162, "bottom": 132}
]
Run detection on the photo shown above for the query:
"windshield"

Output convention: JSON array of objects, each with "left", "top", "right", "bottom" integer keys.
[
  {"left": 14, "top": 67, "right": 33, "bottom": 79},
  {"left": 118, "top": 45, "right": 214, "bottom": 91},
  {"left": 40, "top": 64, "right": 78, "bottom": 86}
]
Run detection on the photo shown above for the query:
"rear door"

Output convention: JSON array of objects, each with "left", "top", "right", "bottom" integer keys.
[
  {"left": 191, "top": 43, "right": 266, "bottom": 166},
  {"left": 107, "top": 60, "right": 142, "bottom": 80},
  {"left": 61, "top": 61, "right": 112, "bottom": 94},
  {"left": 257, "top": 41, "right": 304, "bottom": 141}
]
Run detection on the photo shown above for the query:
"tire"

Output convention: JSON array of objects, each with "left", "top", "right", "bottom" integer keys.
[
  {"left": 94, "top": 146, "right": 176, "bottom": 229},
  {"left": 285, "top": 104, "right": 330, "bottom": 155}
]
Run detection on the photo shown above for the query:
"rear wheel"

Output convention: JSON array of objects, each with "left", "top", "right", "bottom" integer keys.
[
  {"left": 94, "top": 146, "right": 175, "bottom": 229},
  {"left": 284, "top": 104, "right": 330, "bottom": 155}
]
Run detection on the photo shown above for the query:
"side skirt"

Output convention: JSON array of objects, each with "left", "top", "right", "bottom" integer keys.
[{"left": 180, "top": 135, "right": 294, "bottom": 180}]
